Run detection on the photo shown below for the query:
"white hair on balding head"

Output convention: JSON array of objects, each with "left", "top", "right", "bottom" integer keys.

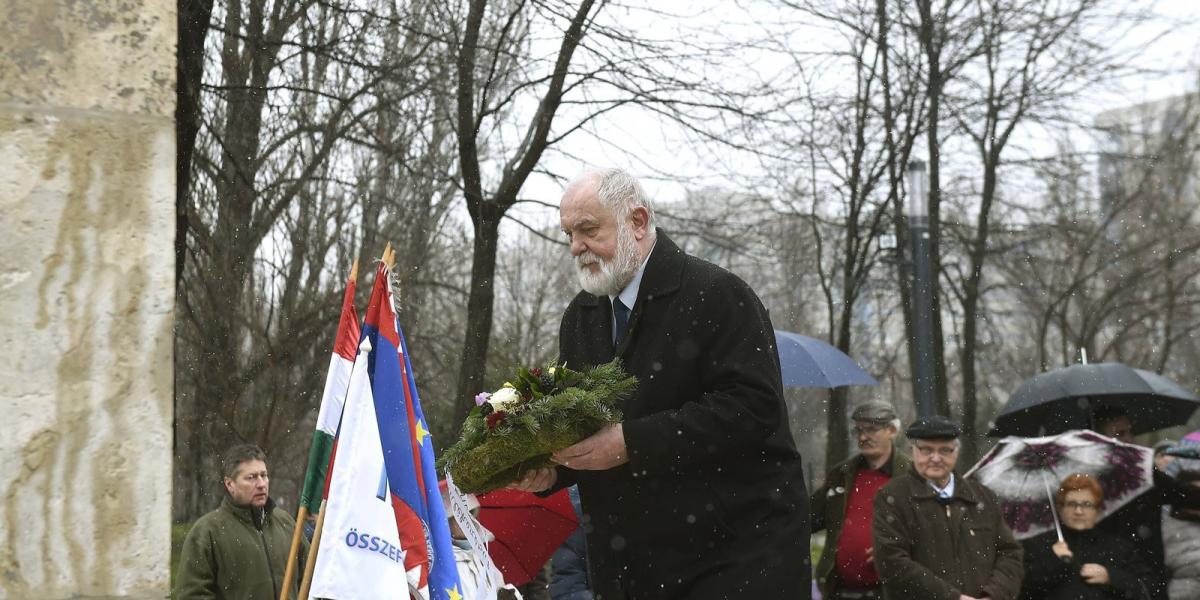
[
  {"left": 567, "top": 168, "right": 656, "bottom": 296},
  {"left": 591, "top": 168, "right": 655, "bottom": 231}
]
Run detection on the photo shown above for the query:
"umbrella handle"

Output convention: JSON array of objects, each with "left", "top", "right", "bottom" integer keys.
[{"left": 1041, "top": 471, "right": 1064, "bottom": 543}]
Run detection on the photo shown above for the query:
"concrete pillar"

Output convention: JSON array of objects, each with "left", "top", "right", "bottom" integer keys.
[{"left": 0, "top": 0, "right": 175, "bottom": 597}]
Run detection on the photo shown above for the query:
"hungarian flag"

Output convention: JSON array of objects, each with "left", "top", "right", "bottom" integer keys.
[
  {"left": 310, "top": 260, "right": 462, "bottom": 600},
  {"left": 299, "top": 263, "right": 360, "bottom": 515}
]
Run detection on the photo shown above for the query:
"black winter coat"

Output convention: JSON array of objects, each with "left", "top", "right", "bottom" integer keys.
[
  {"left": 1097, "top": 470, "right": 1200, "bottom": 600},
  {"left": 554, "top": 231, "right": 810, "bottom": 600},
  {"left": 1019, "top": 527, "right": 1151, "bottom": 600}
]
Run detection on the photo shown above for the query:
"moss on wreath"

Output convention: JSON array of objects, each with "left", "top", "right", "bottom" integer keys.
[{"left": 439, "top": 359, "right": 637, "bottom": 494}]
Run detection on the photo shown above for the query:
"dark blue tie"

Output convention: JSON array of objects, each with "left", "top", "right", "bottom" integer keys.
[{"left": 613, "top": 298, "right": 630, "bottom": 348}]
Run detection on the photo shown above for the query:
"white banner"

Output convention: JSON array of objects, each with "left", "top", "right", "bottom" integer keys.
[
  {"left": 444, "top": 475, "right": 507, "bottom": 600},
  {"left": 309, "top": 338, "right": 414, "bottom": 599}
]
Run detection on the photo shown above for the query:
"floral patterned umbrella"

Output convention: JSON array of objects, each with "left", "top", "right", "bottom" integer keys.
[{"left": 966, "top": 430, "right": 1154, "bottom": 540}]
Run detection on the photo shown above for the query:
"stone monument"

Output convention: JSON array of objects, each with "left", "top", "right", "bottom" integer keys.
[{"left": 0, "top": 0, "right": 175, "bottom": 597}]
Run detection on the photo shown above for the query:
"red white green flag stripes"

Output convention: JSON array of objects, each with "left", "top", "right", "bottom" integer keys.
[{"left": 299, "top": 265, "right": 360, "bottom": 514}]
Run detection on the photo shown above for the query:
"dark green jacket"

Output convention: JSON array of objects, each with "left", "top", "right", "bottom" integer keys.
[
  {"left": 810, "top": 449, "right": 911, "bottom": 597},
  {"left": 175, "top": 497, "right": 305, "bottom": 600},
  {"left": 873, "top": 467, "right": 1023, "bottom": 600}
]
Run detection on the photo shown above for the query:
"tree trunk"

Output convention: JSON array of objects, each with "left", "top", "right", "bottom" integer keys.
[
  {"left": 173, "top": 0, "right": 214, "bottom": 522},
  {"left": 824, "top": 299, "right": 857, "bottom": 466},
  {"left": 454, "top": 204, "right": 503, "bottom": 417},
  {"left": 960, "top": 142, "right": 999, "bottom": 463},
  {"left": 960, "top": 288, "right": 981, "bottom": 461},
  {"left": 451, "top": 0, "right": 597, "bottom": 426},
  {"left": 175, "top": 0, "right": 213, "bottom": 290}
]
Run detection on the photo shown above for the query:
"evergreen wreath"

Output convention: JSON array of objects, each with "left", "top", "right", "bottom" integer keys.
[{"left": 439, "top": 359, "right": 637, "bottom": 494}]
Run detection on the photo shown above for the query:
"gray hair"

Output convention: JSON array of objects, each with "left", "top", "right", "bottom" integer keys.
[{"left": 592, "top": 168, "right": 655, "bottom": 227}]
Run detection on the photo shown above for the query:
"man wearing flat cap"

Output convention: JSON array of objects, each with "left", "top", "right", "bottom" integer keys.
[
  {"left": 811, "top": 401, "right": 911, "bottom": 599},
  {"left": 872, "top": 416, "right": 1023, "bottom": 600}
]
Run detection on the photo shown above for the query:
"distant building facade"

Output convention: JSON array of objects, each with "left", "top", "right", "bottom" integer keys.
[{"left": 1096, "top": 94, "right": 1200, "bottom": 239}]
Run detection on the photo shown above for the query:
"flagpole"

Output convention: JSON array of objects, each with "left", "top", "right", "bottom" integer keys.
[
  {"left": 297, "top": 503, "right": 328, "bottom": 600},
  {"left": 280, "top": 259, "right": 361, "bottom": 600},
  {"left": 278, "top": 506, "right": 309, "bottom": 600},
  {"left": 299, "top": 253, "right": 378, "bottom": 599}
]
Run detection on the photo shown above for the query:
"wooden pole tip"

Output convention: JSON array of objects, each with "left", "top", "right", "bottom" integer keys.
[{"left": 382, "top": 243, "right": 395, "bottom": 269}]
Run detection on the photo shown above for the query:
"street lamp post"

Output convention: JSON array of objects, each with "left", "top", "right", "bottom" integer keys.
[{"left": 908, "top": 160, "right": 937, "bottom": 417}]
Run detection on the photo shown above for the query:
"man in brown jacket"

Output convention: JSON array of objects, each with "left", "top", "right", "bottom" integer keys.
[
  {"left": 811, "top": 401, "right": 911, "bottom": 599},
  {"left": 872, "top": 416, "right": 1023, "bottom": 600}
]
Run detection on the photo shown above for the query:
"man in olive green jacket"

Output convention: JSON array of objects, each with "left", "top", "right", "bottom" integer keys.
[
  {"left": 873, "top": 417, "right": 1023, "bottom": 600},
  {"left": 811, "top": 401, "right": 911, "bottom": 599},
  {"left": 176, "top": 444, "right": 306, "bottom": 600}
]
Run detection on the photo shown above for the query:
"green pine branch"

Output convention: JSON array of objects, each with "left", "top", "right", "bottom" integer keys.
[{"left": 438, "top": 359, "right": 636, "bottom": 494}]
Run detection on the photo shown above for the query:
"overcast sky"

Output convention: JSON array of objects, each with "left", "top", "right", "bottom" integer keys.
[{"left": 503, "top": 0, "right": 1200, "bottom": 238}]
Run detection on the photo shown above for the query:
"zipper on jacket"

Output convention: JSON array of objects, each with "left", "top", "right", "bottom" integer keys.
[{"left": 258, "top": 508, "right": 281, "bottom": 600}]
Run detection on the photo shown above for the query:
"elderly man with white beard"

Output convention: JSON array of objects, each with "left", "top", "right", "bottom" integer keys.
[{"left": 512, "top": 168, "right": 811, "bottom": 599}]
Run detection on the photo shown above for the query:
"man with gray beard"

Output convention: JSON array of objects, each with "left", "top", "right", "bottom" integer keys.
[{"left": 512, "top": 168, "right": 811, "bottom": 599}]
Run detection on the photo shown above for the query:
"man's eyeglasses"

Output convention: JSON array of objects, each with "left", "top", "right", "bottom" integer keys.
[
  {"left": 852, "top": 424, "right": 886, "bottom": 436},
  {"left": 913, "top": 444, "right": 957, "bottom": 458},
  {"left": 1063, "top": 500, "right": 1098, "bottom": 511}
]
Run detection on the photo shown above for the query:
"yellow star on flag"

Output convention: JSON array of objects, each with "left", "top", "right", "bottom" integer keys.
[
  {"left": 415, "top": 419, "right": 430, "bottom": 446},
  {"left": 446, "top": 585, "right": 463, "bottom": 600}
]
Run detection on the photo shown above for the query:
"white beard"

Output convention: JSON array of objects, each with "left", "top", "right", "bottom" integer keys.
[{"left": 575, "top": 223, "right": 641, "bottom": 296}]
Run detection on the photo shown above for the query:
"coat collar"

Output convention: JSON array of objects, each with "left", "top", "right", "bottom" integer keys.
[
  {"left": 221, "top": 495, "right": 276, "bottom": 530},
  {"left": 843, "top": 446, "right": 910, "bottom": 478},
  {"left": 889, "top": 447, "right": 914, "bottom": 475},
  {"left": 903, "top": 465, "right": 978, "bottom": 503},
  {"left": 574, "top": 229, "right": 684, "bottom": 307}
]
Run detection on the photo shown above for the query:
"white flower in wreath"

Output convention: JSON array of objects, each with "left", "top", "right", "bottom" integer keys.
[{"left": 488, "top": 387, "right": 521, "bottom": 411}]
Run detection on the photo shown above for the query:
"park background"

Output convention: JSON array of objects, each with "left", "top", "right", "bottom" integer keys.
[
  {"left": 3, "top": 0, "right": 1200, "bottom": 596},
  {"left": 173, "top": 0, "right": 1200, "bottom": 516}
]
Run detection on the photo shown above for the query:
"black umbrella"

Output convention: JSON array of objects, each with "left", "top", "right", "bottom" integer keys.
[{"left": 989, "top": 362, "right": 1200, "bottom": 437}]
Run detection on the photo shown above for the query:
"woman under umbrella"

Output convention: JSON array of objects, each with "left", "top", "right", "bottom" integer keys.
[{"left": 1019, "top": 473, "right": 1151, "bottom": 600}]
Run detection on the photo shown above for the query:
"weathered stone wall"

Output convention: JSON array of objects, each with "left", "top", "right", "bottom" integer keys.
[{"left": 0, "top": 0, "right": 175, "bottom": 597}]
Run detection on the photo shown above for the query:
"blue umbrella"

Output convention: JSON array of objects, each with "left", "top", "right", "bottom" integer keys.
[{"left": 773, "top": 330, "right": 878, "bottom": 389}]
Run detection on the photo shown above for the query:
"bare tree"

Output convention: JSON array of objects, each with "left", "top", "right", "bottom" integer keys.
[
  {"left": 940, "top": 0, "right": 1135, "bottom": 460},
  {"left": 452, "top": 0, "right": 591, "bottom": 418},
  {"left": 910, "top": 0, "right": 984, "bottom": 416},
  {"left": 772, "top": 0, "right": 926, "bottom": 465},
  {"left": 450, "top": 1, "right": 767, "bottom": 422},
  {"left": 177, "top": 0, "right": 216, "bottom": 290},
  {"left": 489, "top": 229, "right": 578, "bottom": 375},
  {"left": 175, "top": 0, "right": 447, "bottom": 518},
  {"left": 995, "top": 96, "right": 1200, "bottom": 395}
]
